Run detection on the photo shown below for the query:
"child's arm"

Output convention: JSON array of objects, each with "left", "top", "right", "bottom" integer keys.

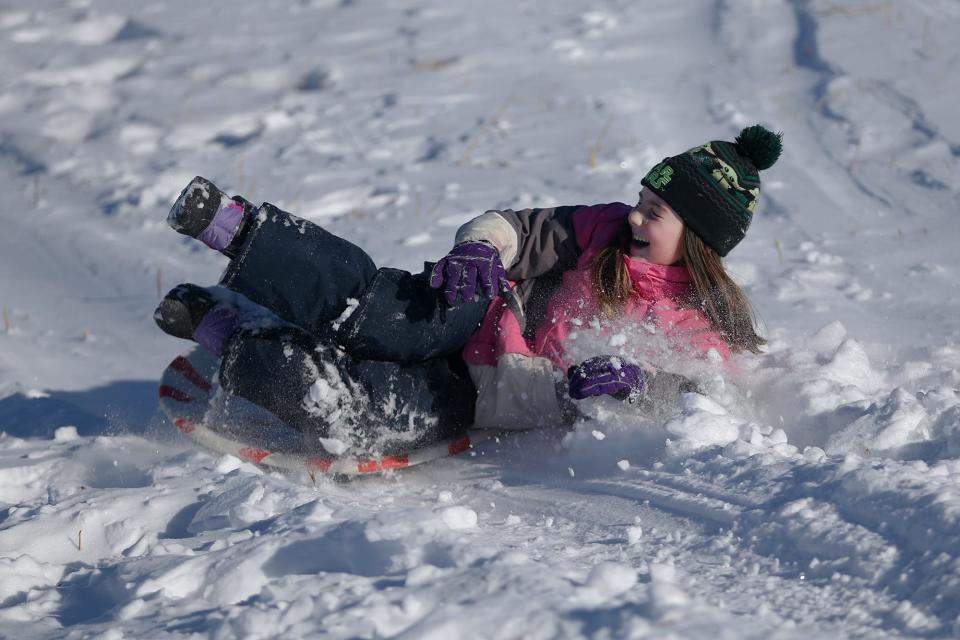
[
  {"left": 638, "top": 370, "right": 699, "bottom": 410},
  {"left": 567, "top": 356, "right": 698, "bottom": 410},
  {"left": 434, "top": 203, "right": 626, "bottom": 308},
  {"left": 454, "top": 205, "right": 587, "bottom": 280}
]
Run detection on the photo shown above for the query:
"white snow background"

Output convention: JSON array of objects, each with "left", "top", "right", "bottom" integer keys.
[{"left": 1, "top": 0, "right": 960, "bottom": 637}]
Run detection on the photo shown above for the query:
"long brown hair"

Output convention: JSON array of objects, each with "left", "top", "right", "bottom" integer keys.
[
  {"left": 592, "top": 228, "right": 765, "bottom": 354},
  {"left": 592, "top": 232, "right": 632, "bottom": 317}
]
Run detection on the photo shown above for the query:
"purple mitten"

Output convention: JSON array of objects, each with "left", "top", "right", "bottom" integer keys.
[
  {"left": 192, "top": 305, "right": 238, "bottom": 357},
  {"left": 429, "top": 241, "right": 508, "bottom": 305},
  {"left": 568, "top": 356, "right": 646, "bottom": 401}
]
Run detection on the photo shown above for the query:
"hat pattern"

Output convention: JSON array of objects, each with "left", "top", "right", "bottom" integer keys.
[
  {"left": 640, "top": 125, "right": 782, "bottom": 256},
  {"left": 690, "top": 142, "right": 761, "bottom": 213}
]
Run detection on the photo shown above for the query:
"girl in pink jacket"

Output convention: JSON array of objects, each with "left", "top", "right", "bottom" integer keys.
[
  {"left": 433, "top": 125, "right": 778, "bottom": 428},
  {"left": 155, "top": 125, "right": 780, "bottom": 451}
]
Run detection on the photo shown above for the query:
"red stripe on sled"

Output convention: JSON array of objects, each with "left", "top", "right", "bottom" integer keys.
[
  {"left": 380, "top": 456, "right": 409, "bottom": 469},
  {"left": 356, "top": 460, "right": 379, "bottom": 473},
  {"left": 238, "top": 447, "right": 271, "bottom": 464},
  {"left": 174, "top": 418, "right": 195, "bottom": 433},
  {"left": 448, "top": 435, "right": 471, "bottom": 455},
  {"left": 305, "top": 458, "right": 334, "bottom": 473},
  {"left": 171, "top": 356, "right": 212, "bottom": 391},
  {"left": 159, "top": 385, "right": 193, "bottom": 403},
  {"left": 357, "top": 455, "right": 409, "bottom": 473}
]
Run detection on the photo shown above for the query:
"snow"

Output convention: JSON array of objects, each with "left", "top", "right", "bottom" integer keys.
[
  {"left": 439, "top": 506, "right": 478, "bottom": 531},
  {"left": 1, "top": 0, "right": 959, "bottom": 637}
]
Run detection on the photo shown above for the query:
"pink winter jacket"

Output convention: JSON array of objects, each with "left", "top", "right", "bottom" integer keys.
[
  {"left": 454, "top": 202, "right": 729, "bottom": 429},
  {"left": 462, "top": 203, "right": 730, "bottom": 368}
]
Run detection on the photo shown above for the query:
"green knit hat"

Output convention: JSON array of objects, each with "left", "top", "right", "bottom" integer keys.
[{"left": 640, "top": 124, "right": 783, "bottom": 256}]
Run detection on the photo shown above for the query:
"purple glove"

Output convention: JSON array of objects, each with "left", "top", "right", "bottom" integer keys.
[
  {"left": 193, "top": 305, "right": 238, "bottom": 357},
  {"left": 429, "top": 241, "right": 508, "bottom": 305},
  {"left": 568, "top": 356, "right": 646, "bottom": 401}
]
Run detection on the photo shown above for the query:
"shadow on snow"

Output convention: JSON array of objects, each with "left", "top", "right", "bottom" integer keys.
[{"left": 0, "top": 380, "right": 159, "bottom": 439}]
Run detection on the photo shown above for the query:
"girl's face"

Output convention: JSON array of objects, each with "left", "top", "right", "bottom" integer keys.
[{"left": 627, "top": 188, "right": 685, "bottom": 265}]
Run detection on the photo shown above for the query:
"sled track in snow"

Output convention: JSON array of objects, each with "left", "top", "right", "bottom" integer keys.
[{"left": 580, "top": 477, "right": 752, "bottom": 527}]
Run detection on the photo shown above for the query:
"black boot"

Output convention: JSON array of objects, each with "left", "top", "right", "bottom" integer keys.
[
  {"left": 154, "top": 283, "right": 218, "bottom": 340},
  {"left": 167, "top": 176, "right": 228, "bottom": 238},
  {"left": 155, "top": 284, "right": 239, "bottom": 356},
  {"left": 167, "top": 176, "right": 254, "bottom": 256}
]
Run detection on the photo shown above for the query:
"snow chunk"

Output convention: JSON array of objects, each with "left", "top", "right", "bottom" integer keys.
[
  {"left": 187, "top": 479, "right": 287, "bottom": 533},
  {"left": 318, "top": 437, "right": 348, "bottom": 455},
  {"left": 583, "top": 562, "right": 637, "bottom": 599},
  {"left": 821, "top": 338, "right": 883, "bottom": 392},
  {"left": 300, "top": 499, "right": 334, "bottom": 524},
  {"left": 330, "top": 298, "right": 359, "bottom": 332},
  {"left": 808, "top": 320, "right": 847, "bottom": 355},
  {"left": 648, "top": 563, "right": 690, "bottom": 613},
  {"left": 53, "top": 426, "right": 79, "bottom": 442},
  {"left": 440, "top": 505, "right": 477, "bottom": 530},
  {"left": 0, "top": 555, "right": 63, "bottom": 603},
  {"left": 664, "top": 394, "right": 743, "bottom": 453},
  {"left": 827, "top": 387, "right": 928, "bottom": 455},
  {"left": 214, "top": 455, "right": 242, "bottom": 474},
  {"left": 892, "top": 597, "right": 941, "bottom": 632},
  {"left": 608, "top": 332, "right": 627, "bottom": 348},
  {"left": 649, "top": 562, "right": 676, "bottom": 583}
]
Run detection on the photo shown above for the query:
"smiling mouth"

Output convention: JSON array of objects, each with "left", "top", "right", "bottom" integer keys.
[{"left": 631, "top": 238, "right": 650, "bottom": 250}]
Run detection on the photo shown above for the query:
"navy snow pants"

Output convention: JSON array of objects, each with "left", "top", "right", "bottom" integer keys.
[{"left": 215, "top": 203, "right": 488, "bottom": 451}]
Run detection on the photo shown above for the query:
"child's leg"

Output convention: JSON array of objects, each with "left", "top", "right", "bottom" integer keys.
[
  {"left": 219, "top": 202, "right": 488, "bottom": 361},
  {"left": 219, "top": 202, "right": 378, "bottom": 334},
  {"left": 333, "top": 267, "right": 489, "bottom": 364},
  {"left": 167, "top": 176, "right": 378, "bottom": 332},
  {"left": 219, "top": 327, "right": 475, "bottom": 452},
  {"left": 167, "top": 178, "right": 485, "bottom": 360}
]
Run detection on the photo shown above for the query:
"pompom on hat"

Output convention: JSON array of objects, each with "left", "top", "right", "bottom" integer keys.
[{"left": 640, "top": 124, "right": 783, "bottom": 256}]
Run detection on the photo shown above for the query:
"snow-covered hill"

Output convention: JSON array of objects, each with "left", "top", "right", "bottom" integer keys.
[{"left": 1, "top": 1, "right": 959, "bottom": 637}]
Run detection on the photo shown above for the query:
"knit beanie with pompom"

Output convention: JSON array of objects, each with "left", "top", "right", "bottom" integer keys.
[{"left": 640, "top": 124, "right": 783, "bottom": 256}]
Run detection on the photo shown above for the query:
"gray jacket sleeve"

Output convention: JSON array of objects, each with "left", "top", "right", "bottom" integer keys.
[
  {"left": 634, "top": 371, "right": 699, "bottom": 412},
  {"left": 454, "top": 205, "right": 584, "bottom": 281}
]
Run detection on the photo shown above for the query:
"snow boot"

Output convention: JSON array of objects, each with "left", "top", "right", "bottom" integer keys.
[
  {"left": 167, "top": 176, "right": 254, "bottom": 256},
  {"left": 154, "top": 283, "right": 238, "bottom": 356}
]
